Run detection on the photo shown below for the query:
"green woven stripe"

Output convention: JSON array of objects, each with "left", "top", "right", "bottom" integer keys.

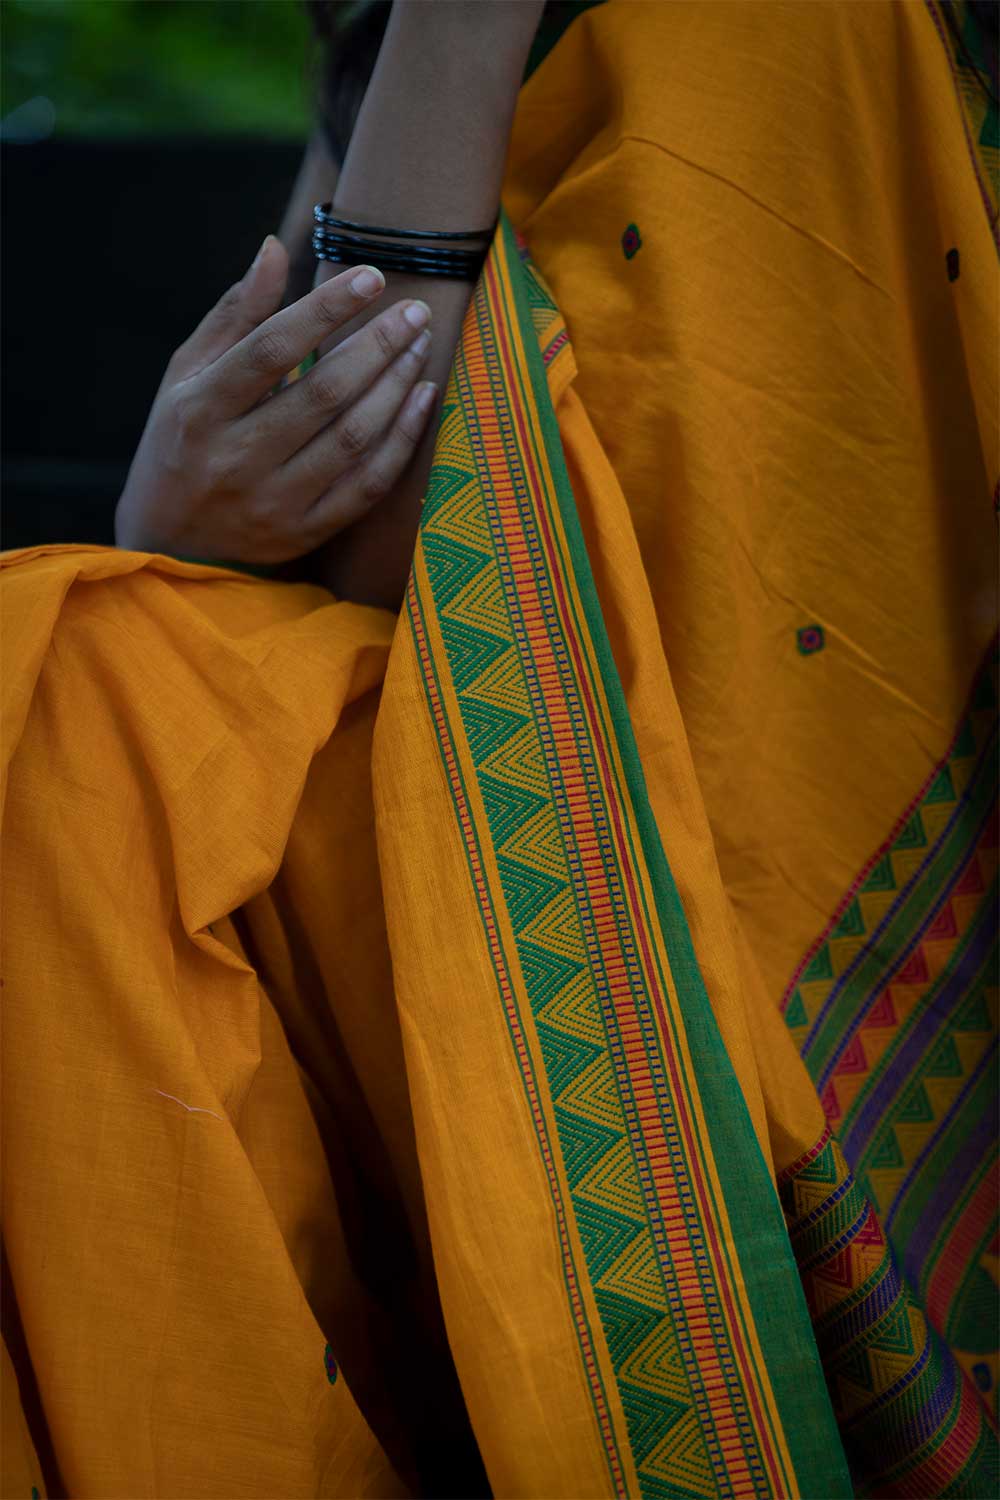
[
  {"left": 878, "top": 1061, "right": 996, "bottom": 1265},
  {"left": 406, "top": 568, "right": 625, "bottom": 1494},
  {"left": 840, "top": 900, "right": 995, "bottom": 1135},
  {"left": 806, "top": 738, "right": 997, "bottom": 1079},
  {"left": 495, "top": 209, "right": 852, "bottom": 1498}
]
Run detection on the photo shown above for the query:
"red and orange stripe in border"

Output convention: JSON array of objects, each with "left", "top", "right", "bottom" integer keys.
[{"left": 406, "top": 211, "right": 851, "bottom": 1498}]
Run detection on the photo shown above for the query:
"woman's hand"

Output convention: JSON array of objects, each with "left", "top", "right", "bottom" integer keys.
[{"left": 114, "top": 235, "right": 437, "bottom": 570}]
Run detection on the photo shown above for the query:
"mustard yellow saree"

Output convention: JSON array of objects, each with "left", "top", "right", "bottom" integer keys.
[{"left": 2, "top": 3, "right": 997, "bottom": 1497}]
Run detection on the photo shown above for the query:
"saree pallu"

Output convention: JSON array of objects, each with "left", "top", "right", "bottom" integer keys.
[{"left": 2, "top": 2, "right": 997, "bottom": 1497}]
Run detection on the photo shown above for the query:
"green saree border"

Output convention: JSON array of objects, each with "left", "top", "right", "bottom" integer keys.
[{"left": 495, "top": 209, "right": 852, "bottom": 1498}]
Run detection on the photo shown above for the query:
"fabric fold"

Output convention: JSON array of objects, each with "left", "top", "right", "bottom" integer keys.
[{"left": 372, "top": 209, "right": 852, "bottom": 1500}]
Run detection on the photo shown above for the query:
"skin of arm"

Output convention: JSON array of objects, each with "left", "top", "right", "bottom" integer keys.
[
  {"left": 277, "top": 128, "right": 341, "bottom": 308},
  {"left": 300, "top": 0, "right": 546, "bottom": 610}
]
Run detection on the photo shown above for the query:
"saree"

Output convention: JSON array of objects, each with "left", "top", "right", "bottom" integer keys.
[{"left": 2, "top": 2, "right": 996, "bottom": 1497}]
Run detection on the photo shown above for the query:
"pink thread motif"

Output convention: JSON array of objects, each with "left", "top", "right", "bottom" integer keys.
[
  {"left": 797, "top": 624, "right": 825, "bottom": 656},
  {"left": 621, "top": 224, "right": 642, "bottom": 259}
]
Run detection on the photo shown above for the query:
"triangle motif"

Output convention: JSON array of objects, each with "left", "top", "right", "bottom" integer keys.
[
  {"left": 592, "top": 1285, "right": 664, "bottom": 1369},
  {"left": 619, "top": 1314, "right": 691, "bottom": 1404},
  {"left": 875, "top": 1301, "right": 918, "bottom": 1358},
  {"left": 895, "top": 948, "right": 929, "bottom": 985},
  {"left": 422, "top": 531, "right": 490, "bottom": 609},
  {"left": 445, "top": 560, "right": 512, "bottom": 643},
  {"left": 834, "top": 1034, "right": 868, "bottom": 1077},
  {"left": 504, "top": 803, "right": 570, "bottom": 881},
  {"left": 576, "top": 1134, "right": 647, "bottom": 1222},
  {"left": 534, "top": 1022, "right": 603, "bottom": 1099},
  {"left": 460, "top": 697, "right": 527, "bottom": 768},
  {"left": 822, "top": 1080, "right": 842, "bottom": 1123},
  {"left": 477, "top": 770, "right": 547, "bottom": 848},
  {"left": 797, "top": 1145, "right": 840, "bottom": 1186},
  {"left": 641, "top": 1409, "right": 719, "bottom": 1499},
  {"left": 784, "top": 988, "right": 808, "bottom": 1027},
  {"left": 924, "top": 1033, "right": 962, "bottom": 1078},
  {"left": 494, "top": 855, "right": 565, "bottom": 933},
  {"left": 572, "top": 1194, "right": 644, "bottom": 1282},
  {"left": 895, "top": 1082, "right": 933, "bottom": 1124},
  {"left": 421, "top": 453, "right": 472, "bottom": 522},
  {"left": 804, "top": 944, "right": 834, "bottom": 983},
  {"left": 479, "top": 720, "right": 550, "bottom": 797},
  {"left": 424, "top": 465, "right": 494, "bottom": 552},
  {"left": 463, "top": 645, "right": 531, "bottom": 719},
  {"left": 519, "top": 886, "right": 586, "bottom": 960},
  {"left": 618, "top": 1378, "right": 688, "bottom": 1467},
  {"left": 537, "top": 967, "right": 604, "bottom": 1044},
  {"left": 862, "top": 855, "right": 897, "bottom": 894},
  {"left": 868, "top": 1129, "right": 904, "bottom": 1170},
  {"left": 558, "top": 1053, "right": 629, "bottom": 1133},
  {"left": 439, "top": 616, "right": 510, "bottom": 694},
  {"left": 924, "top": 902, "right": 958, "bottom": 942},
  {"left": 516, "top": 938, "right": 584, "bottom": 1016},
  {"left": 553, "top": 1104, "right": 622, "bottom": 1189},
  {"left": 953, "top": 988, "right": 991, "bottom": 1033},
  {"left": 893, "top": 812, "right": 928, "bottom": 851},
  {"left": 834, "top": 899, "right": 865, "bottom": 939},
  {"left": 863, "top": 988, "right": 897, "bottom": 1030},
  {"left": 923, "top": 764, "right": 957, "bottom": 805}
]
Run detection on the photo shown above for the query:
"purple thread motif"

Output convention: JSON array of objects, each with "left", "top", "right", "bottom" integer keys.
[
  {"left": 797, "top": 624, "right": 825, "bottom": 656},
  {"left": 324, "top": 1342, "right": 338, "bottom": 1385},
  {"left": 621, "top": 223, "right": 642, "bottom": 260}
]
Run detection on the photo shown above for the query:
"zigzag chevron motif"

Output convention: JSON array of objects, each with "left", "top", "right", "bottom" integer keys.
[
  {"left": 782, "top": 640, "right": 997, "bottom": 1413},
  {"left": 414, "top": 320, "right": 723, "bottom": 1500},
  {"left": 780, "top": 1133, "right": 993, "bottom": 1492},
  {"left": 409, "top": 226, "right": 802, "bottom": 1497},
  {"left": 780, "top": 631, "right": 998, "bottom": 1491},
  {"left": 784, "top": 646, "right": 996, "bottom": 1075}
]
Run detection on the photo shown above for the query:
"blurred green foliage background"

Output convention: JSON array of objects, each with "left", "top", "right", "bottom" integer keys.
[{"left": 3, "top": 0, "right": 312, "bottom": 138}]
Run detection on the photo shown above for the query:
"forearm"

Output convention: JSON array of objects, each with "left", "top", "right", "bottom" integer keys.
[
  {"left": 278, "top": 129, "right": 340, "bottom": 308},
  {"left": 305, "top": 0, "right": 544, "bottom": 609}
]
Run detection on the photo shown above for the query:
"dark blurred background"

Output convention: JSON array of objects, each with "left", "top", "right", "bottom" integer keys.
[{"left": 2, "top": 0, "right": 316, "bottom": 552}]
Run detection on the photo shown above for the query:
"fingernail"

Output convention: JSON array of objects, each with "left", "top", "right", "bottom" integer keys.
[
  {"left": 413, "top": 381, "right": 437, "bottom": 415},
  {"left": 350, "top": 266, "right": 385, "bottom": 298},
  {"left": 404, "top": 300, "right": 431, "bottom": 330},
  {"left": 407, "top": 328, "right": 431, "bottom": 358},
  {"left": 251, "top": 234, "right": 274, "bottom": 271}
]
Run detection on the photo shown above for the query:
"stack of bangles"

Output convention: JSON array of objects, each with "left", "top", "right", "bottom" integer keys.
[{"left": 311, "top": 202, "right": 497, "bottom": 281}]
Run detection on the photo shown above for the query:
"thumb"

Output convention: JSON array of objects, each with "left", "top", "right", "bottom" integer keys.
[{"left": 168, "top": 234, "right": 289, "bottom": 382}]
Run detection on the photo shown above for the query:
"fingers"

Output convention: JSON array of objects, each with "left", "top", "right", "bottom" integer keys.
[
  {"left": 205, "top": 262, "right": 395, "bottom": 416},
  {"left": 280, "top": 323, "right": 434, "bottom": 510},
  {"left": 242, "top": 294, "right": 432, "bottom": 463},
  {"left": 168, "top": 235, "right": 289, "bottom": 383},
  {"left": 292, "top": 363, "right": 440, "bottom": 548}
]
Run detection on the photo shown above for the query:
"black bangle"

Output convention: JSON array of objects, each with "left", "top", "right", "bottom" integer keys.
[
  {"left": 314, "top": 202, "right": 496, "bottom": 242},
  {"left": 311, "top": 224, "right": 486, "bottom": 263},
  {"left": 312, "top": 243, "right": 484, "bottom": 280},
  {"left": 312, "top": 233, "right": 484, "bottom": 273},
  {"left": 312, "top": 231, "right": 487, "bottom": 281}
]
